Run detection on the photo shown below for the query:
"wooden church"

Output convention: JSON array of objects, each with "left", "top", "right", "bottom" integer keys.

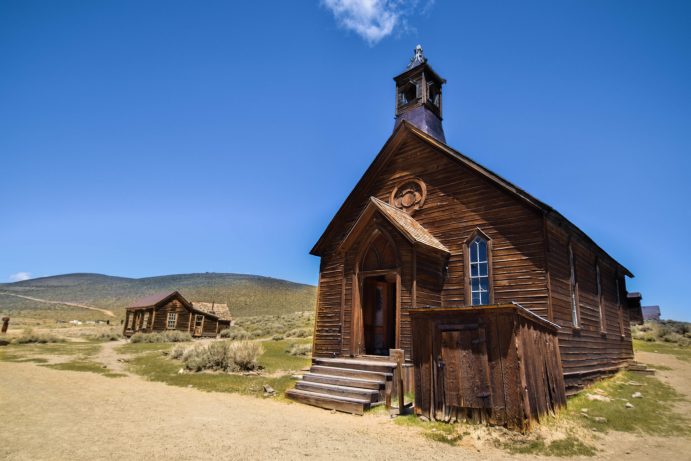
[{"left": 288, "top": 46, "right": 638, "bottom": 426}]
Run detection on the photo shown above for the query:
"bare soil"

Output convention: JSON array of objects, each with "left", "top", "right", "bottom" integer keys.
[{"left": 0, "top": 350, "right": 689, "bottom": 461}]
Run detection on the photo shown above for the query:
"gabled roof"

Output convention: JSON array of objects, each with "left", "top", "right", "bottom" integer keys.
[
  {"left": 312, "top": 121, "right": 633, "bottom": 277},
  {"left": 339, "top": 197, "right": 449, "bottom": 254},
  {"left": 129, "top": 291, "right": 185, "bottom": 309},
  {"left": 192, "top": 302, "right": 232, "bottom": 321}
]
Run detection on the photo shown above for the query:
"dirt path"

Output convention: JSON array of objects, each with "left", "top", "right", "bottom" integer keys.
[
  {"left": 0, "top": 350, "right": 689, "bottom": 461},
  {"left": 0, "top": 291, "right": 115, "bottom": 317},
  {"left": 636, "top": 350, "right": 691, "bottom": 414},
  {"left": 94, "top": 339, "right": 131, "bottom": 374}
]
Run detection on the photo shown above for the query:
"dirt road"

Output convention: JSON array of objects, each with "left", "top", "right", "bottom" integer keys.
[
  {"left": 0, "top": 291, "right": 115, "bottom": 317},
  {"left": 0, "top": 351, "right": 689, "bottom": 461}
]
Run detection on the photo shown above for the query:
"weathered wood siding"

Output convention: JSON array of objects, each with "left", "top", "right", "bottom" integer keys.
[
  {"left": 314, "top": 135, "right": 548, "bottom": 360},
  {"left": 410, "top": 306, "right": 565, "bottom": 431},
  {"left": 545, "top": 221, "right": 633, "bottom": 391}
]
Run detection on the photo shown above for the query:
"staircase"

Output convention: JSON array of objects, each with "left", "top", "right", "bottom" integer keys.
[{"left": 286, "top": 357, "right": 398, "bottom": 415}]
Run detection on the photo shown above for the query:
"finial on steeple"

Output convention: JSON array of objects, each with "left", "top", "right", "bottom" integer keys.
[{"left": 408, "top": 44, "right": 426, "bottom": 68}]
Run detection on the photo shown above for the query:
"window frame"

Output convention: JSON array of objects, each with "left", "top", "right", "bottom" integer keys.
[
  {"left": 167, "top": 312, "right": 178, "bottom": 330},
  {"left": 596, "top": 262, "right": 606, "bottom": 334},
  {"left": 464, "top": 229, "right": 493, "bottom": 306},
  {"left": 568, "top": 242, "right": 581, "bottom": 330}
]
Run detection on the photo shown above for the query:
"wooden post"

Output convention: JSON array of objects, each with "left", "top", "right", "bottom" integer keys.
[
  {"left": 390, "top": 348, "right": 405, "bottom": 414},
  {"left": 1, "top": 317, "right": 9, "bottom": 334}
]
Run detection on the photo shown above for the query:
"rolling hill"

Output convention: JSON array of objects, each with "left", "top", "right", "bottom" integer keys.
[{"left": 0, "top": 273, "right": 317, "bottom": 320}]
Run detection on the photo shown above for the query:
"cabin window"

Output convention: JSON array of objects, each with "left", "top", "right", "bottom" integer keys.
[
  {"left": 596, "top": 264, "right": 605, "bottom": 333},
  {"left": 142, "top": 312, "right": 149, "bottom": 329},
  {"left": 167, "top": 312, "right": 177, "bottom": 329},
  {"left": 126, "top": 313, "right": 133, "bottom": 329},
  {"left": 469, "top": 235, "right": 490, "bottom": 305},
  {"left": 568, "top": 244, "right": 580, "bottom": 328}
]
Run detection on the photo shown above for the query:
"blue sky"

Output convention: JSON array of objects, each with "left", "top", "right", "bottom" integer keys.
[{"left": 1, "top": 1, "right": 689, "bottom": 320}]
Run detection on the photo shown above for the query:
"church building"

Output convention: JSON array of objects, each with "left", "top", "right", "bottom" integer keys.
[{"left": 289, "top": 47, "right": 638, "bottom": 422}]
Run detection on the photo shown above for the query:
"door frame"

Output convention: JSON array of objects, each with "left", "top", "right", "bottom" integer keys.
[{"left": 353, "top": 269, "right": 401, "bottom": 356}]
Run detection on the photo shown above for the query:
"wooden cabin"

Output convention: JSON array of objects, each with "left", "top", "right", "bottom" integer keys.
[
  {"left": 288, "top": 46, "right": 639, "bottom": 417},
  {"left": 123, "top": 291, "right": 232, "bottom": 338}
]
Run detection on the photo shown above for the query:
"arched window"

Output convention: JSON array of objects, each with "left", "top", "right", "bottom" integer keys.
[{"left": 469, "top": 235, "right": 490, "bottom": 305}]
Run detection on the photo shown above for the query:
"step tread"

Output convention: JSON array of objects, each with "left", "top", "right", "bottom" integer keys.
[
  {"left": 314, "top": 357, "right": 398, "bottom": 368},
  {"left": 286, "top": 388, "right": 371, "bottom": 405},
  {"left": 311, "top": 365, "right": 393, "bottom": 379},
  {"left": 297, "top": 381, "right": 380, "bottom": 395},
  {"left": 302, "top": 373, "right": 385, "bottom": 389}
]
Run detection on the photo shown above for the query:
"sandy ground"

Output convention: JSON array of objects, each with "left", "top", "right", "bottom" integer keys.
[{"left": 1, "top": 350, "right": 689, "bottom": 461}]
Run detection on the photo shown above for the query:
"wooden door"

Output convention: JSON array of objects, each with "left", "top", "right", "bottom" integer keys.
[
  {"left": 363, "top": 278, "right": 394, "bottom": 355},
  {"left": 193, "top": 315, "right": 204, "bottom": 337},
  {"left": 440, "top": 328, "right": 491, "bottom": 409}
]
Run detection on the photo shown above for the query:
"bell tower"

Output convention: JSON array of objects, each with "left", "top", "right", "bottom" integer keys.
[{"left": 393, "top": 45, "right": 446, "bottom": 143}]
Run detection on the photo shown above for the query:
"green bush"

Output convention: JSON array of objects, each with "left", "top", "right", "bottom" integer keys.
[
  {"left": 271, "top": 334, "right": 284, "bottom": 341},
  {"left": 130, "top": 331, "right": 192, "bottom": 343},
  {"left": 174, "top": 340, "right": 263, "bottom": 372}
]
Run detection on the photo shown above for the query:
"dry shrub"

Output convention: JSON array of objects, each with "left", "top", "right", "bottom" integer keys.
[
  {"left": 130, "top": 331, "right": 192, "bottom": 343},
  {"left": 287, "top": 343, "right": 312, "bottom": 356},
  {"left": 174, "top": 340, "right": 263, "bottom": 372},
  {"left": 90, "top": 331, "right": 123, "bottom": 342},
  {"left": 218, "top": 326, "right": 251, "bottom": 340},
  {"left": 12, "top": 329, "right": 65, "bottom": 344},
  {"left": 285, "top": 328, "right": 311, "bottom": 338}
]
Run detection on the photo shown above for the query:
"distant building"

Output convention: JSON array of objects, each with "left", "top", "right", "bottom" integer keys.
[
  {"left": 642, "top": 305, "right": 661, "bottom": 321},
  {"left": 123, "top": 291, "right": 232, "bottom": 337},
  {"left": 626, "top": 292, "right": 643, "bottom": 324}
]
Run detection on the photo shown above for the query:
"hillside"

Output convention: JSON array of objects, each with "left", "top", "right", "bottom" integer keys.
[{"left": 0, "top": 273, "right": 317, "bottom": 320}]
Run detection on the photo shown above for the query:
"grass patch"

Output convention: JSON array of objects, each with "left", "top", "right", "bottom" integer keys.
[
  {"left": 43, "top": 360, "right": 126, "bottom": 378},
  {"left": 0, "top": 341, "right": 101, "bottom": 363},
  {"left": 500, "top": 435, "right": 596, "bottom": 457},
  {"left": 394, "top": 415, "right": 464, "bottom": 446},
  {"left": 116, "top": 342, "right": 179, "bottom": 354},
  {"left": 130, "top": 331, "right": 192, "bottom": 343},
  {"left": 634, "top": 339, "right": 691, "bottom": 362},
  {"left": 126, "top": 339, "right": 310, "bottom": 398},
  {"left": 561, "top": 371, "right": 689, "bottom": 435}
]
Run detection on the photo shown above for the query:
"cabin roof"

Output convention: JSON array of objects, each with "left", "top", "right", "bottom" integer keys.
[
  {"left": 129, "top": 291, "right": 182, "bottom": 308},
  {"left": 311, "top": 121, "right": 633, "bottom": 277},
  {"left": 191, "top": 302, "right": 232, "bottom": 321}
]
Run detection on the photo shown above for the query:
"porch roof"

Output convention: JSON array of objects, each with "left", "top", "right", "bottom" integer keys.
[{"left": 339, "top": 196, "right": 449, "bottom": 254}]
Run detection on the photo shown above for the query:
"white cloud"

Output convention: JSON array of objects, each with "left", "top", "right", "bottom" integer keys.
[
  {"left": 322, "top": 0, "right": 424, "bottom": 45},
  {"left": 9, "top": 272, "right": 32, "bottom": 282}
]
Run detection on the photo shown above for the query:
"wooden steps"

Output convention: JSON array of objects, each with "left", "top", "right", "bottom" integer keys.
[{"left": 286, "top": 357, "right": 397, "bottom": 415}]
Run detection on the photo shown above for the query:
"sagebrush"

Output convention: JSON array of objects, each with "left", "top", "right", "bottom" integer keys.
[
  {"left": 173, "top": 340, "right": 263, "bottom": 372},
  {"left": 129, "top": 331, "right": 192, "bottom": 343}
]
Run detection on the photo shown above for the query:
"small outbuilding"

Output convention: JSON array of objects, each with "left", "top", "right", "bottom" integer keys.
[
  {"left": 410, "top": 303, "right": 566, "bottom": 430},
  {"left": 123, "top": 291, "right": 231, "bottom": 338}
]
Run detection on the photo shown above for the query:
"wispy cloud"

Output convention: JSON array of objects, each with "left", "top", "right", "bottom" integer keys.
[
  {"left": 322, "top": 0, "right": 430, "bottom": 45},
  {"left": 9, "top": 272, "right": 32, "bottom": 282}
]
